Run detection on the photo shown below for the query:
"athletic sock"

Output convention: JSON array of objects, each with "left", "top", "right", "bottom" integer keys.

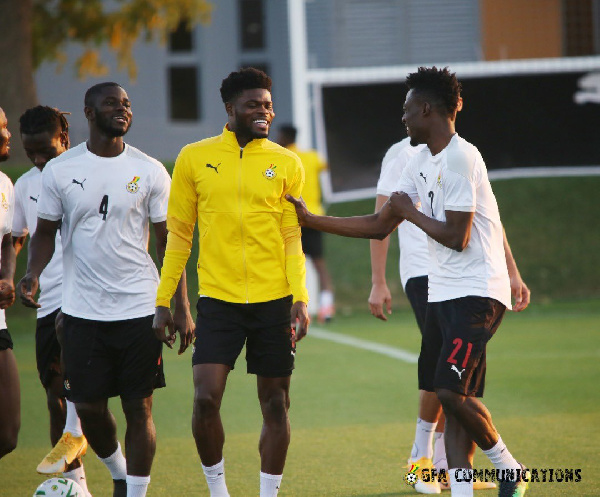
[
  {"left": 64, "top": 466, "right": 92, "bottom": 497},
  {"left": 449, "top": 468, "right": 473, "bottom": 497},
  {"left": 126, "top": 475, "right": 150, "bottom": 497},
  {"left": 410, "top": 418, "right": 437, "bottom": 460},
  {"left": 202, "top": 459, "right": 230, "bottom": 497},
  {"left": 98, "top": 442, "right": 127, "bottom": 481},
  {"left": 320, "top": 290, "right": 334, "bottom": 309},
  {"left": 482, "top": 435, "right": 520, "bottom": 480},
  {"left": 433, "top": 431, "right": 448, "bottom": 470},
  {"left": 260, "top": 472, "right": 283, "bottom": 497},
  {"left": 64, "top": 400, "right": 83, "bottom": 437}
]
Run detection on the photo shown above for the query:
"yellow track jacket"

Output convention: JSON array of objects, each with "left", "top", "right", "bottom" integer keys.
[{"left": 156, "top": 126, "right": 308, "bottom": 306}]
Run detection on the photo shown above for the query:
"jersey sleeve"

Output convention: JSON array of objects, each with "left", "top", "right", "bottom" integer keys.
[
  {"left": 37, "top": 166, "right": 63, "bottom": 222},
  {"left": 11, "top": 180, "right": 28, "bottom": 237},
  {"left": 148, "top": 164, "right": 171, "bottom": 223},
  {"left": 156, "top": 148, "right": 198, "bottom": 307},
  {"left": 281, "top": 158, "right": 308, "bottom": 304},
  {"left": 395, "top": 161, "right": 419, "bottom": 203},
  {"left": 443, "top": 159, "right": 476, "bottom": 213}
]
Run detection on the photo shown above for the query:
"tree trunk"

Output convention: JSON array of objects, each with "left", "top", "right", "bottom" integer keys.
[{"left": 0, "top": 0, "right": 38, "bottom": 164}]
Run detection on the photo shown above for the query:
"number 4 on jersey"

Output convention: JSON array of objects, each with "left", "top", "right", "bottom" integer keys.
[{"left": 99, "top": 195, "right": 109, "bottom": 220}]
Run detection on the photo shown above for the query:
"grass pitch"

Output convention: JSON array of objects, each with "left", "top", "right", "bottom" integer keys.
[{"left": 3, "top": 301, "right": 599, "bottom": 496}]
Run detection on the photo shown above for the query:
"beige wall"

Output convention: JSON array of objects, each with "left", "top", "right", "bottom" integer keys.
[{"left": 480, "top": 0, "right": 563, "bottom": 60}]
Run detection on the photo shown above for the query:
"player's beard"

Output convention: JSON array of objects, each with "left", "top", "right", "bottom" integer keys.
[{"left": 95, "top": 109, "right": 132, "bottom": 138}]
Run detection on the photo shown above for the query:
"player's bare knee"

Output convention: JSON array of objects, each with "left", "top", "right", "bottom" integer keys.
[
  {"left": 436, "top": 388, "right": 462, "bottom": 413},
  {"left": 194, "top": 389, "right": 222, "bottom": 419},
  {"left": 260, "top": 389, "right": 289, "bottom": 423},
  {"left": 122, "top": 397, "right": 153, "bottom": 424}
]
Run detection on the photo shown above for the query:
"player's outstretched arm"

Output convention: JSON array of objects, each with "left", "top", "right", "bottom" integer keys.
[
  {"left": 0, "top": 233, "right": 16, "bottom": 309},
  {"left": 285, "top": 194, "right": 400, "bottom": 240},
  {"left": 153, "top": 221, "right": 195, "bottom": 354},
  {"left": 19, "top": 218, "right": 59, "bottom": 308},
  {"left": 369, "top": 194, "right": 393, "bottom": 321},
  {"left": 502, "top": 228, "right": 530, "bottom": 312}
]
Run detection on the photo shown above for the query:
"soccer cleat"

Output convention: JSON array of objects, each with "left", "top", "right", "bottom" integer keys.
[
  {"left": 317, "top": 305, "right": 335, "bottom": 323},
  {"left": 410, "top": 457, "right": 442, "bottom": 494},
  {"left": 37, "top": 432, "right": 88, "bottom": 474},
  {"left": 498, "top": 464, "right": 529, "bottom": 497}
]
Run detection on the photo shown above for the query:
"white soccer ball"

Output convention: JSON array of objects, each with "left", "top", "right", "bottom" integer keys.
[{"left": 33, "top": 478, "right": 85, "bottom": 496}]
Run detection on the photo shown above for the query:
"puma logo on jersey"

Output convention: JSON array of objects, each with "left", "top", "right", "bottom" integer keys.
[
  {"left": 420, "top": 172, "right": 427, "bottom": 183},
  {"left": 72, "top": 178, "right": 86, "bottom": 190},
  {"left": 206, "top": 163, "right": 220, "bottom": 173},
  {"left": 451, "top": 365, "right": 465, "bottom": 379},
  {"left": 30, "top": 195, "right": 38, "bottom": 203}
]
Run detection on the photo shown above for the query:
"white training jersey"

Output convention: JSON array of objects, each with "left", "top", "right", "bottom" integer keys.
[
  {"left": 37, "top": 142, "right": 171, "bottom": 321},
  {"left": 0, "top": 172, "right": 14, "bottom": 329},
  {"left": 377, "top": 138, "right": 429, "bottom": 290},
  {"left": 13, "top": 167, "right": 63, "bottom": 318},
  {"left": 395, "top": 134, "right": 511, "bottom": 309}
]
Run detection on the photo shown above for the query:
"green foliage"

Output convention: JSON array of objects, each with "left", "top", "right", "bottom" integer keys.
[{"left": 32, "top": 0, "right": 213, "bottom": 79}]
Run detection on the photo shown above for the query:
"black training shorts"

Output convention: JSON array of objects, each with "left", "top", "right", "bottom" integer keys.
[
  {"left": 36, "top": 308, "right": 62, "bottom": 389},
  {"left": 193, "top": 295, "right": 295, "bottom": 378},
  {"left": 62, "top": 314, "right": 165, "bottom": 402},
  {"left": 0, "top": 328, "right": 13, "bottom": 350},
  {"left": 405, "top": 276, "right": 428, "bottom": 335},
  {"left": 301, "top": 227, "right": 324, "bottom": 258},
  {"left": 418, "top": 296, "right": 506, "bottom": 397}
]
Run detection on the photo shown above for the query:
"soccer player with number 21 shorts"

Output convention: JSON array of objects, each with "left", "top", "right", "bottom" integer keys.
[{"left": 19, "top": 82, "right": 194, "bottom": 497}]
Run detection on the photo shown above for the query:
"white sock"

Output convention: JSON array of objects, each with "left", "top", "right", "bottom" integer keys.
[
  {"left": 202, "top": 459, "right": 229, "bottom": 497},
  {"left": 449, "top": 468, "right": 473, "bottom": 497},
  {"left": 433, "top": 431, "right": 447, "bottom": 470},
  {"left": 482, "top": 435, "right": 520, "bottom": 478},
  {"left": 64, "top": 400, "right": 83, "bottom": 437},
  {"left": 410, "top": 418, "right": 437, "bottom": 460},
  {"left": 98, "top": 442, "right": 127, "bottom": 481},
  {"left": 64, "top": 465, "right": 92, "bottom": 497},
  {"left": 260, "top": 472, "right": 282, "bottom": 497},
  {"left": 320, "top": 290, "right": 334, "bottom": 308},
  {"left": 126, "top": 475, "right": 150, "bottom": 497}
]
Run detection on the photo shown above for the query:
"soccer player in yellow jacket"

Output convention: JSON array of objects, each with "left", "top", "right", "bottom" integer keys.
[
  {"left": 153, "top": 68, "right": 309, "bottom": 497},
  {"left": 277, "top": 125, "right": 335, "bottom": 323}
]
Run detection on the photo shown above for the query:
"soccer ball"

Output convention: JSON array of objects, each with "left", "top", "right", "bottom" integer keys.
[{"left": 33, "top": 478, "right": 85, "bottom": 496}]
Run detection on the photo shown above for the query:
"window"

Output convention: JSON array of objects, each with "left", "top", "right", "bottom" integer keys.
[
  {"left": 169, "top": 67, "right": 199, "bottom": 121},
  {"left": 239, "top": 0, "right": 265, "bottom": 50},
  {"left": 169, "top": 21, "right": 193, "bottom": 52},
  {"left": 564, "top": 0, "right": 597, "bottom": 56}
]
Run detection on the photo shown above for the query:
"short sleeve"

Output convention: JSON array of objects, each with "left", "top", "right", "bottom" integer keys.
[
  {"left": 149, "top": 164, "right": 171, "bottom": 223},
  {"left": 37, "top": 166, "right": 63, "bottom": 221},
  {"left": 11, "top": 181, "right": 28, "bottom": 237},
  {"left": 394, "top": 162, "right": 419, "bottom": 204},
  {"left": 443, "top": 165, "right": 476, "bottom": 213}
]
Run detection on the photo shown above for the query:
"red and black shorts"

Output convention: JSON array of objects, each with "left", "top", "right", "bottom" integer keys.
[
  {"left": 62, "top": 314, "right": 165, "bottom": 403},
  {"left": 418, "top": 296, "right": 506, "bottom": 397},
  {"left": 193, "top": 295, "right": 295, "bottom": 378}
]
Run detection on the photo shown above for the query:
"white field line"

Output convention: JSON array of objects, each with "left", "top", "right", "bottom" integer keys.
[{"left": 309, "top": 327, "right": 419, "bottom": 364}]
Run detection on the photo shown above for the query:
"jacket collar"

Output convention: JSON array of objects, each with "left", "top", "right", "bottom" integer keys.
[{"left": 221, "top": 125, "right": 268, "bottom": 150}]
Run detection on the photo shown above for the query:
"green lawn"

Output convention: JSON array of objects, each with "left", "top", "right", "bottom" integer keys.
[{"left": 3, "top": 301, "right": 599, "bottom": 495}]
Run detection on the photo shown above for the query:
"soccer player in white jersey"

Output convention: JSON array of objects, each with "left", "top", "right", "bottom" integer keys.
[
  {"left": 0, "top": 106, "right": 18, "bottom": 460},
  {"left": 19, "top": 83, "right": 194, "bottom": 497},
  {"left": 287, "top": 67, "right": 530, "bottom": 497},
  {"left": 13, "top": 106, "right": 91, "bottom": 494},
  {"left": 371, "top": 136, "right": 529, "bottom": 494}
]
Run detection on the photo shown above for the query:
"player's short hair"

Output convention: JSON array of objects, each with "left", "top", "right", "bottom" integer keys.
[
  {"left": 19, "top": 105, "right": 70, "bottom": 136},
  {"left": 405, "top": 67, "right": 462, "bottom": 117},
  {"left": 220, "top": 67, "right": 272, "bottom": 104},
  {"left": 279, "top": 124, "right": 297, "bottom": 142},
  {"left": 84, "top": 82, "right": 124, "bottom": 108}
]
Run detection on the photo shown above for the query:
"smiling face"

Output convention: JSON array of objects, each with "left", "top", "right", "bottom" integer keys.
[
  {"left": 227, "top": 88, "right": 274, "bottom": 146},
  {"left": 22, "top": 129, "right": 68, "bottom": 170},
  {"left": 87, "top": 85, "right": 132, "bottom": 138},
  {"left": 0, "top": 109, "right": 11, "bottom": 162}
]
